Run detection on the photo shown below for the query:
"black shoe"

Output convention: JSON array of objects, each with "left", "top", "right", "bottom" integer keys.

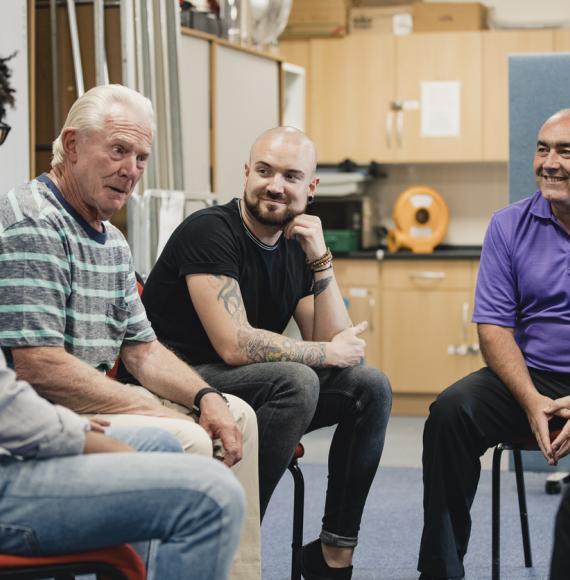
[
  {"left": 298, "top": 539, "right": 353, "bottom": 580},
  {"left": 418, "top": 573, "right": 464, "bottom": 580}
]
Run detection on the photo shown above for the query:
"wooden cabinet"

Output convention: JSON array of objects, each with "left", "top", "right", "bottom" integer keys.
[
  {"left": 282, "top": 32, "right": 482, "bottom": 163},
  {"left": 281, "top": 30, "right": 570, "bottom": 164},
  {"left": 555, "top": 30, "right": 570, "bottom": 50},
  {"left": 394, "top": 32, "right": 483, "bottom": 162},
  {"left": 482, "top": 30, "right": 554, "bottom": 161},
  {"left": 308, "top": 35, "right": 396, "bottom": 164},
  {"left": 334, "top": 260, "right": 382, "bottom": 370},
  {"left": 380, "top": 260, "right": 483, "bottom": 395}
]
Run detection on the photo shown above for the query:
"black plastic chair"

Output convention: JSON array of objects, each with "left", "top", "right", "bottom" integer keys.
[
  {"left": 289, "top": 442, "right": 305, "bottom": 580},
  {"left": 491, "top": 430, "right": 563, "bottom": 580}
]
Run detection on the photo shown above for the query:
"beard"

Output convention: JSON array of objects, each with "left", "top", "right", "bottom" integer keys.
[{"left": 243, "top": 189, "right": 306, "bottom": 227}]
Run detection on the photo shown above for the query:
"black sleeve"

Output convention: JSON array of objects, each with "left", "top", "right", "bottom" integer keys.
[{"left": 172, "top": 212, "right": 241, "bottom": 280}]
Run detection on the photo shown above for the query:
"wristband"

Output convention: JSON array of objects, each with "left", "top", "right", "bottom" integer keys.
[{"left": 192, "top": 387, "right": 229, "bottom": 417}]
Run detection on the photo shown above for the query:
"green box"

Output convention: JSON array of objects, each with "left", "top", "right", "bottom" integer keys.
[{"left": 324, "top": 229, "right": 360, "bottom": 252}]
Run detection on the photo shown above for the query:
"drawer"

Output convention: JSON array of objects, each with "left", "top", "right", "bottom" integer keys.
[
  {"left": 381, "top": 260, "right": 472, "bottom": 290},
  {"left": 334, "top": 259, "right": 379, "bottom": 287}
]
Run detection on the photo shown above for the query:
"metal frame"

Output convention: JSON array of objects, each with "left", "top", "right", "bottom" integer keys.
[
  {"left": 491, "top": 443, "right": 533, "bottom": 580},
  {"left": 288, "top": 443, "right": 305, "bottom": 580}
]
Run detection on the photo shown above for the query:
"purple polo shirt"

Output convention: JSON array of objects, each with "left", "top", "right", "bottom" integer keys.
[{"left": 473, "top": 190, "right": 570, "bottom": 373}]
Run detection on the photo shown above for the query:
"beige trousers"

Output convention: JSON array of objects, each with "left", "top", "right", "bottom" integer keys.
[{"left": 88, "top": 389, "right": 261, "bottom": 580}]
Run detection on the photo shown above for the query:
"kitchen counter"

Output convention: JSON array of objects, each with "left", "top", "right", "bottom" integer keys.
[{"left": 335, "top": 245, "right": 482, "bottom": 261}]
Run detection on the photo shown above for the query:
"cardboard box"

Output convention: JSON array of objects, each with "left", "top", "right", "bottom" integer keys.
[
  {"left": 281, "top": 0, "right": 349, "bottom": 39},
  {"left": 350, "top": 6, "right": 413, "bottom": 35},
  {"left": 351, "top": 0, "right": 417, "bottom": 6},
  {"left": 413, "top": 2, "right": 488, "bottom": 32}
]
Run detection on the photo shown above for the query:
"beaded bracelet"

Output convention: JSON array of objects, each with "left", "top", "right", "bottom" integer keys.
[
  {"left": 307, "top": 248, "right": 333, "bottom": 271},
  {"left": 313, "top": 263, "right": 333, "bottom": 274}
]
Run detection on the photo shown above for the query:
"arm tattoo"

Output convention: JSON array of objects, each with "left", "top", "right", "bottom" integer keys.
[
  {"left": 213, "top": 276, "right": 248, "bottom": 327},
  {"left": 313, "top": 274, "right": 333, "bottom": 298},
  {"left": 237, "top": 328, "right": 327, "bottom": 367},
  {"left": 211, "top": 276, "right": 327, "bottom": 367}
]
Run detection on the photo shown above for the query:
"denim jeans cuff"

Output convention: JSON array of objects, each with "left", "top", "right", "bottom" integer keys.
[{"left": 320, "top": 529, "right": 358, "bottom": 548}]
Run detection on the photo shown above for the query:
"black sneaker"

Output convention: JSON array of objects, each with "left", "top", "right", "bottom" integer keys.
[{"left": 298, "top": 539, "right": 353, "bottom": 580}]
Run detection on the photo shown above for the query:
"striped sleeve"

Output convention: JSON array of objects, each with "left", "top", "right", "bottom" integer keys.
[{"left": 0, "top": 217, "right": 70, "bottom": 347}]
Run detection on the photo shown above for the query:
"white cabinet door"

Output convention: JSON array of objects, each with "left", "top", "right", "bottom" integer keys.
[
  {"left": 179, "top": 33, "right": 211, "bottom": 195},
  {"left": 214, "top": 46, "right": 280, "bottom": 203}
]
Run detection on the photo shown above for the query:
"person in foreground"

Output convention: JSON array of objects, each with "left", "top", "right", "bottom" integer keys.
[
  {"left": 418, "top": 109, "right": 570, "bottom": 580},
  {"left": 0, "top": 349, "right": 244, "bottom": 580},
  {"left": 142, "top": 126, "right": 393, "bottom": 580},
  {"left": 0, "top": 84, "right": 259, "bottom": 579}
]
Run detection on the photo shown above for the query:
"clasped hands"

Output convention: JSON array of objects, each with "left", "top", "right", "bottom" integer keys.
[{"left": 527, "top": 395, "right": 570, "bottom": 465}]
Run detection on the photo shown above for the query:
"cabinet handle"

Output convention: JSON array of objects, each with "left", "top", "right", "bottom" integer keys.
[
  {"left": 396, "top": 110, "right": 404, "bottom": 148},
  {"left": 368, "top": 295, "right": 375, "bottom": 332},
  {"left": 409, "top": 271, "right": 445, "bottom": 280},
  {"left": 386, "top": 111, "right": 393, "bottom": 149}
]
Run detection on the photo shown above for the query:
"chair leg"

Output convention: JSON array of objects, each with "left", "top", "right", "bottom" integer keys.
[
  {"left": 492, "top": 445, "right": 503, "bottom": 580},
  {"left": 288, "top": 458, "right": 305, "bottom": 580},
  {"left": 512, "top": 449, "right": 532, "bottom": 567}
]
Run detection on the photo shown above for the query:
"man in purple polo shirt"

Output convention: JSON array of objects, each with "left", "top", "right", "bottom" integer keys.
[{"left": 417, "top": 109, "right": 570, "bottom": 580}]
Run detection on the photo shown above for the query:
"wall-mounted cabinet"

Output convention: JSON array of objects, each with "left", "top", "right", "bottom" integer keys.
[
  {"left": 394, "top": 32, "right": 482, "bottom": 162},
  {"left": 280, "top": 29, "right": 567, "bottom": 165},
  {"left": 309, "top": 35, "right": 396, "bottom": 164}
]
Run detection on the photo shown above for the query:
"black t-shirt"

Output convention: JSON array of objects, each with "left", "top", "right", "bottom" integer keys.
[{"left": 142, "top": 198, "right": 314, "bottom": 364}]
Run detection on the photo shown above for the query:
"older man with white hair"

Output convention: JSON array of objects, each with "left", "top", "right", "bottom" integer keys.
[{"left": 0, "top": 84, "right": 260, "bottom": 580}]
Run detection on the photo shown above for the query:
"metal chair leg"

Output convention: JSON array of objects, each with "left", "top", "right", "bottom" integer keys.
[
  {"left": 512, "top": 449, "right": 532, "bottom": 567},
  {"left": 492, "top": 445, "right": 503, "bottom": 580},
  {"left": 288, "top": 457, "right": 305, "bottom": 580}
]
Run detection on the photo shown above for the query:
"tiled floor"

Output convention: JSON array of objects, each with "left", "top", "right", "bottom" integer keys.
[{"left": 300, "top": 415, "right": 504, "bottom": 470}]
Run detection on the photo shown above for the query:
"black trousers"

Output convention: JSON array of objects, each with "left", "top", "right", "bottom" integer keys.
[
  {"left": 418, "top": 366, "right": 570, "bottom": 578},
  {"left": 551, "top": 486, "right": 570, "bottom": 580}
]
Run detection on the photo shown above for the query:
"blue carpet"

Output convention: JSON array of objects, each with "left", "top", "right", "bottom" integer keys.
[{"left": 262, "top": 464, "right": 562, "bottom": 580}]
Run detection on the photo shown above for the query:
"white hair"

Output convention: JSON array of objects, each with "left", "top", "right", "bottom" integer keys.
[{"left": 51, "top": 84, "right": 155, "bottom": 168}]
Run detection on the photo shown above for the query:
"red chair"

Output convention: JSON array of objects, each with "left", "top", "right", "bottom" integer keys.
[{"left": 0, "top": 544, "right": 146, "bottom": 579}]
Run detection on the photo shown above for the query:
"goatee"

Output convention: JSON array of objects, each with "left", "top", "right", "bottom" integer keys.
[{"left": 243, "top": 190, "right": 306, "bottom": 227}]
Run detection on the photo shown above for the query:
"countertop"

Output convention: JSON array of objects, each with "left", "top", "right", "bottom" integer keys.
[{"left": 335, "top": 245, "right": 482, "bottom": 261}]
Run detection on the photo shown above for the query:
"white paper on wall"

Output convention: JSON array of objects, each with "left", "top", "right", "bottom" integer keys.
[{"left": 420, "top": 81, "right": 461, "bottom": 138}]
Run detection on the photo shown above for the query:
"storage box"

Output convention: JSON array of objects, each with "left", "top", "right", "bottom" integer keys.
[
  {"left": 350, "top": 6, "right": 413, "bottom": 35},
  {"left": 413, "top": 2, "right": 488, "bottom": 32},
  {"left": 324, "top": 230, "right": 360, "bottom": 253},
  {"left": 281, "top": 0, "right": 349, "bottom": 39},
  {"left": 351, "top": 0, "right": 418, "bottom": 6}
]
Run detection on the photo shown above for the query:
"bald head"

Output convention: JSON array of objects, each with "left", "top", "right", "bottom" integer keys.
[
  {"left": 540, "top": 109, "right": 570, "bottom": 133},
  {"left": 249, "top": 127, "right": 317, "bottom": 176}
]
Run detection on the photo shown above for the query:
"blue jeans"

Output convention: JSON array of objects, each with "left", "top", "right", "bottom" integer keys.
[
  {"left": 0, "top": 427, "right": 245, "bottom": 580},
  {"left": 194, "top": 361, "right": 392, "bottom": 547}
]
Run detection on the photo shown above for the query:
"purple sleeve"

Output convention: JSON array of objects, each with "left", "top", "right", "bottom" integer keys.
[{"left": 472, "top": 215, "right": 517, "bottom": 327}]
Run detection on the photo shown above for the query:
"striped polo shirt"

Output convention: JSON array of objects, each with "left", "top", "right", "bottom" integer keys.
[{"left": 0, "top": 175, "right": 155, "bottom": 371}]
